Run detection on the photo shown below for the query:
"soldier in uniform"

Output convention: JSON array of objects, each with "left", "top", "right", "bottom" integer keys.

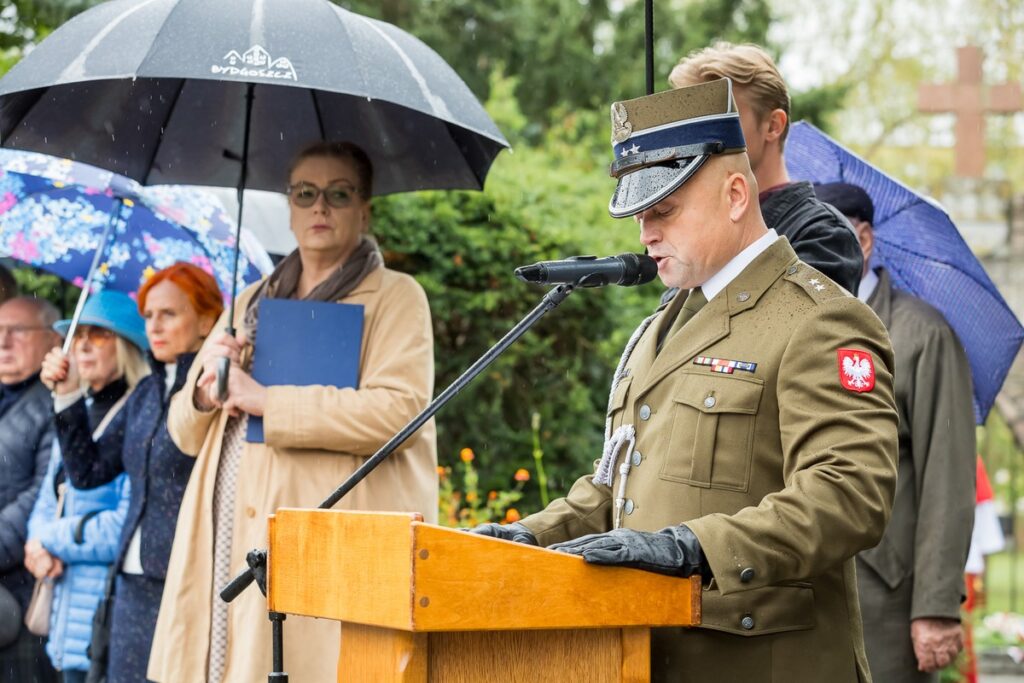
[
  {"left": 666, "top": 42, "right": 863, "bottom": 295},
  {"left": 473, "top": 79, "right": 899, "bottom": 682}
]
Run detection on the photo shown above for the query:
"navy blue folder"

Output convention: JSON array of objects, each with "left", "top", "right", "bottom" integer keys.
[{"left": 246, "top": 298, "right": 364, "bottom": 443}]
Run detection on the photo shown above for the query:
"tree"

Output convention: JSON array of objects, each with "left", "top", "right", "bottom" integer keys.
[{"left": 334, "top": 0, "right": 779, "bottom": 134}]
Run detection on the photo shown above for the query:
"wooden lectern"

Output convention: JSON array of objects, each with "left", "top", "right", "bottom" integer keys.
[{"left": 268, "top": 509, "right": 701, "bottom": 682}]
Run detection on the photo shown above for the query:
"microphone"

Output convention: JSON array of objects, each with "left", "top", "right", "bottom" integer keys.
[{"left": 515, "top": 253, "right": 658, "bottom": 288}]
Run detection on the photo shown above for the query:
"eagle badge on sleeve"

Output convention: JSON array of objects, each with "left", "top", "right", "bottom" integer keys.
[{"left": 837, "top": 348, "right": 875, "bottom": 393}]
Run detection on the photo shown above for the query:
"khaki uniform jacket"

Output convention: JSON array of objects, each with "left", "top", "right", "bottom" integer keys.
[
  {"left": 147, "top": 265, "right": 438, "bottom": 683},
  {"left": 857, "top": 268, "right": 975, "bottom": 683},
  {"left": 521, "top": 238, "right": 898, "bottom": 683}
]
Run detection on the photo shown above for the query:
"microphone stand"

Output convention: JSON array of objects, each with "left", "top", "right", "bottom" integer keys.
[{"left": 220, "top": 281, "right": 580, "bottom": 682}]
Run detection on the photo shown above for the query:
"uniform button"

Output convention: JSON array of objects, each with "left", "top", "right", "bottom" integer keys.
[
  {"left": 736, "top": 291, "right": 750, "bottom": 302},
  {"left": 787, "top": 265, "right": 798, "bottom": 275},
  {"left": 741, "top": 615, "right": 755, "bottom": 630},
  {"left": 639, "top": 404, "right": 652, "bottom": 420},
  {"left": 631, "top": 451, "right": 642, "bottom": 467},
  {"left": 624, "top": 499, "right": 635, "bottom": 515},
  {"left": 703, "top": 396, "right": 716, "bottom": 409},
  {"left": 740, "top": 567, "right": 755, "bottom": 583},
  {"left": 245, "top": 506, "right": 256, "bottom": 519}
]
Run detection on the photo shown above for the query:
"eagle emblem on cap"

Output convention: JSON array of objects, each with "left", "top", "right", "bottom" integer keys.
[{"left": 611, "top": 102, "right": 632, "bottom": 144}]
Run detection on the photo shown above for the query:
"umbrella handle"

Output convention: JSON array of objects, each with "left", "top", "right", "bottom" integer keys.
[{"left": 216, "top": 356, "right": 230, "bottom": 402}]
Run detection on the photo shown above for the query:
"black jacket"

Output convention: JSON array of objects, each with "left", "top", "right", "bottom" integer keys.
[
  {"left": 760, "top": 181, "right": 863, "bottom": 294},
  {"left": 0, "top": 379, "right": 54, "bottom": 609},
  {"left": 55, "top": 354, "right": 196, "bottom": 579}
]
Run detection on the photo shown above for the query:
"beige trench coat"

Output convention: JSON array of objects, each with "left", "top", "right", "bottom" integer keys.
[{"left": 147, "top": 265, "right": 438, "bottom": 683}]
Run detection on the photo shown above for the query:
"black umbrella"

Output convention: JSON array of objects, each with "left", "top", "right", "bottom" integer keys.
[
  {"left": 0, "top": 0, "right": 508, "bottom": 195},
  {"left": 0, "top": 0, "right": 508, "bottom": 391}
]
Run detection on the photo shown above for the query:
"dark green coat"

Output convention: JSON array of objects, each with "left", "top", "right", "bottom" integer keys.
[
  {"left": 521, "top": 238, "right": 899, "bottom": 682},
  {"left": 857, "top": 268, "right": 976, "bottom": 683}
]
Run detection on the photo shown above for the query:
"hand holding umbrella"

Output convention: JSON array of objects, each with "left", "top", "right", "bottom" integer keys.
[{"left": 40, "top": 346, "right": 78, "bottom": 394}]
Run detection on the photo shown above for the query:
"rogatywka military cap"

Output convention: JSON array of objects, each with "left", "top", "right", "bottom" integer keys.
[{"left": 608, "top": 78, "right": 746, "bottom": 218}]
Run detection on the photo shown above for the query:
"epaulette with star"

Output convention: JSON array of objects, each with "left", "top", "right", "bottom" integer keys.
[{"left": 783, "top": 261, "right": 852, "bottom": 303}]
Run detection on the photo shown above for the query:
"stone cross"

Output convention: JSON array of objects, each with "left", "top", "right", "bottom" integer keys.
[{"left": 918, "top": 45, "right": 1022, "bottom": 178}]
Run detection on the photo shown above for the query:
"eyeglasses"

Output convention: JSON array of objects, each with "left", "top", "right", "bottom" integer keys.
[
  {"left": 73, "top": 326, "right": 116, "bottom": 348},
  {"left": 287, "top": 182, "right": 360, "bottom": 209},
  {"left": 0, "top": 324, "right": 48, "bottom": 340}
]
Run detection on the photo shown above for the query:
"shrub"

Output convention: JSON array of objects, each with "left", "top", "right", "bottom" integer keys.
[{"left": 374, "top": 189, "right": 619, "bottom": 507}]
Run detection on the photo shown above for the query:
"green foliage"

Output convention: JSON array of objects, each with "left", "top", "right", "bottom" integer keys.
[
  {"left": 373, "top": 186, "right": 618, "bottom": 506},
  {"left": 0, "top": 0, "right": 98, "bottom": 52},
  {"left": 334, "top": 0, "right": 775, "bottom": 132},
  {"left": 438, "top": 447, "right": 531, "bottom": 527},
  {"left": 6, "top": 263, "right": 79, "bottom": 314},
  {"left": 790, "top": 82, "right": 852, "bottom": 134}
]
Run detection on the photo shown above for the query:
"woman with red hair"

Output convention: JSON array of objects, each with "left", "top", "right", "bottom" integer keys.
[{"left": 41, "top": 263, "right": 222, "bottom": 683}]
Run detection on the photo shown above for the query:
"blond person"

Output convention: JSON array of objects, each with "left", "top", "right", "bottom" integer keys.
[
  {"left": 42, "top": 264, "right": 222, "bottom": 683},
  {"left": 148, "top": 142, "right": 438, "bottom": 683},
  {"left": 27, "top": 289, "right": 148, "bottom": 682}
]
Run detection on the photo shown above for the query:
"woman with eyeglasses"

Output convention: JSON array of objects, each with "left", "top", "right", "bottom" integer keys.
[
  {"left": 147, "top": 142, "right": 438, "bottom": 683},
  {"left": 41, "top": 264, "right": 223, "bottom": 683},
  {"left": 27, "top": 289, "right": 148, "bottom": 683}
]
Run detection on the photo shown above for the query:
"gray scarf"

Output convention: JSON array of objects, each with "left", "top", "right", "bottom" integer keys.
[{"left": 242, "top": 235, "right": 383, "bottom": 341}]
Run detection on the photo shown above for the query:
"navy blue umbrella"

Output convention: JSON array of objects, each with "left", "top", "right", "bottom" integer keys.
[{"left": 785, "top": 121, "right": 1023, "bottom": 422}]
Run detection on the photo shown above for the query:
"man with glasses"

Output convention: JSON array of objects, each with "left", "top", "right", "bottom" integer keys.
[{"left": 0, "top": 297, "right": 61, "bottom": 682}]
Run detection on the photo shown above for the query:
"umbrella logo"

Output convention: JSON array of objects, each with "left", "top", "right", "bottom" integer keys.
[{"left": 212, "top": 45, "right": 297, "bottom": 82}]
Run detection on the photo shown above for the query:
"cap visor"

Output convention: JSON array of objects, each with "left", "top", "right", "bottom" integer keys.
[{"left": 608, "top": 156, "right": 708, "bottom": 219}]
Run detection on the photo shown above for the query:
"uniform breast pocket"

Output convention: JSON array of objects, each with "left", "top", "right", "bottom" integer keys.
[{"left": 659, "top": 372, "right": 763, "bottom": 492}]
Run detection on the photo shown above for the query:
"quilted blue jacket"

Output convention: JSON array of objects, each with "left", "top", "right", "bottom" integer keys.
[{"left": 27, "top": 443, "right": 129, "bottom": 672}]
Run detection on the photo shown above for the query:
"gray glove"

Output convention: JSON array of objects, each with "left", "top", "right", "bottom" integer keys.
[
  {"left": 549, "top": 525, "right": 710, "bottom": 578},
  {"left": 467, "top": 521, "right": 538, "bottom": 545}
]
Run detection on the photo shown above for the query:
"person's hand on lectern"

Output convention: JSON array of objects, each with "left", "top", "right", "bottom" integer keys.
[
  {"left": 468, "top": 521, "right": 538, "bottom": 545},
  {"left": 550, "top": 525, "right": 710, "bottom": 578}
]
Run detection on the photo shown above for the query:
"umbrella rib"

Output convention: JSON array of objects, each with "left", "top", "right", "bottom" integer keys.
[
  {"left": 327, "top": 5, "right": 372, "bottom": 95},
  {"left": 0, "top": 89, "right": 45, "bottom": 146},
  {"left": 878, "top": 237, "right": 1021, "bottom": 320},
  {"left": 141, "top": 78, "right": 189, "bottom": 187},
  {"left": 133, "top": 0, "right": 189, "bottom": 77},
  {"left": 310, "top": 89, "right": 326, "bottom": 141}
]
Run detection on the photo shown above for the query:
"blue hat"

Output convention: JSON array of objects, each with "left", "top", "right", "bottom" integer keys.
[
  {"left": 54, "top": 290, "right": 149, "bottom": 352},
  {"left": 608, "top": 78, "right": 747, "bottom": 218}
]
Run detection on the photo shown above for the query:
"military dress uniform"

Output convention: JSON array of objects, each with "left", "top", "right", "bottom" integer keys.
[
  {"left": 521, "top": 236, "right": 898, "bottom": 681},
  {"left": 515, "top": 80, "right": 899, "bottom": 682}
]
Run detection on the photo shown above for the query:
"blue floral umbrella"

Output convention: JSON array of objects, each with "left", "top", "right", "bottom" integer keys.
[
  {"left": 0, "top": 149, "right": 268, "bottom": 348},
  {"left": 785, "top": 121, "right": 1024, "bottom": 422}
]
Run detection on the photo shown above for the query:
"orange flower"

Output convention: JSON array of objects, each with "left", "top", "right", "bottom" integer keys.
[
  {"left": 514, "top": 468, "right": 530, "bottom": 482},
  {"left": 488, "top": 490, "right": 498, "bottom": 501},
  {"left": 453, "top": 253, "right": 464, "bottom": 266},
  {"left": 460, "top": 447, "right": 475, "bottom": 463},
  {"left": 436, "top": 466, "right": 446, "bottom": 479},
  {"left": 504, "top": 508, "right": 521, "bottom": 523},
  {"left": 466, "top": 491, "right": 478, "bottom": 503}
]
